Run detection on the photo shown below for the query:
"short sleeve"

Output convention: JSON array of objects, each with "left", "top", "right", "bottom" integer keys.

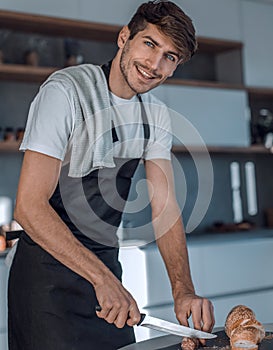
[
  {"left": 143, "top": 103, "right": 172, "bottom": 161},
  {"left": 20, "top": 82, "right": 74, "bottom": 160}
]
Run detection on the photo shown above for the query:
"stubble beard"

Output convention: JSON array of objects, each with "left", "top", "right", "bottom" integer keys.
[
  {"left": 119, "top": 41, "right": 139, "bottom": 95},
  {"left": 119, "top": 41, "right": 162, "bottom": 95}
]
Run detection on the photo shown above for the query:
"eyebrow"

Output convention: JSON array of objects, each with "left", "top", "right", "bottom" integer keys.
[{"left": 143, "top": 35, "right": 180, "bottom": 59}]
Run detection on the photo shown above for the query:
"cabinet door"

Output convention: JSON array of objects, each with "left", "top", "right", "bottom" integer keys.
[
  {"left": 212, "top": 289, "right": 273, "bottom": 327},
  {"left": 0, "top": 257, "right": 8, "bottom": 330},
  {"left": 0, "top": 332, "right": 8, "bottom": 350},
  {"left": 0, "top": 0, "right": 79, "bottom": 19},
  {"left": 79, "top": 0, "right": 144, "bottom": 25},
  {"left": 194, "top": 238, "right": 273, "bottom": 296},
  {"left": 241, "top": 1, "right": 273, "bottom": 88},
  {"left": 179, "top": 0, "right": 242, "bottom": 41},
  {"left": 153, "top": 85, "right": 250, "bottom": 147}
]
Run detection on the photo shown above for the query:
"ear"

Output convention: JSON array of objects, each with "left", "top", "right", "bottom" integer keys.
[{"left": 117, "top": 26, "right": 130, "bottom": 49}]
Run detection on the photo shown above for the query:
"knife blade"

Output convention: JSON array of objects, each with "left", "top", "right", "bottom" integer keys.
[{"left": 138, "top": 313, "right": 217, "bottom": 339}]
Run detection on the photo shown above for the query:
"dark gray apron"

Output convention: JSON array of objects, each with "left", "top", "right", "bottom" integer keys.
[{"left": 8, "top": 62, "right": 150, "bottom": 350}]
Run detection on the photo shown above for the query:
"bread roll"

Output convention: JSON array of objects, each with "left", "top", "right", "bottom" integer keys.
[
  {"left": 181, "top": 337, "right": 199, "bottom": 350},
  {"left": 225, "top": 305, "right": 265, "bottom": 349}
]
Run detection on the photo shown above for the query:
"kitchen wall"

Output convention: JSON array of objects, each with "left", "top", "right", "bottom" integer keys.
[
  {"left": 122, "top": 152, "right": 273, "bottom": 241},
  {"left": 0, "top": 0, "right": 273, "bottom": 233}
]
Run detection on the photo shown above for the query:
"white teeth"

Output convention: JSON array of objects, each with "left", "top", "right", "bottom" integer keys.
[{"left": 138, "top": 66, "right": 153, "bottom": 78}]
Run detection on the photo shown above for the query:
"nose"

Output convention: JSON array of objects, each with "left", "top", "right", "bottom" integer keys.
[{"left": 146, "top": 52, "right": 162, "bottom": 72}]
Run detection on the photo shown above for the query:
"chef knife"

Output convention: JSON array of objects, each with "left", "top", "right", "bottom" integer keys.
[
  {"left": 95, "top": 306, "right": 216, "bottom": 339},
  {"left": 137, "top": 313, "right": 217, "bottom": 339}
]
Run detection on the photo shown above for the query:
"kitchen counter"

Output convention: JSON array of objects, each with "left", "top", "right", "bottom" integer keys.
[
  {"left": 120, "top": 228, "right": 273, "bottom": 252},
  {"left": 133, "top": 228, "right": 273, "bottom": 250},
  {"left": 120, "top": 228, "right": 273, "bottom": 341}
]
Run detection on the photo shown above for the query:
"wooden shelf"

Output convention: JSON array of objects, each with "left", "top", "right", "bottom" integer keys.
[
  {"left": 0, "top": 141, "right": 21, "bottom": 152},
  {"left": 247, "top": 86, "right": 273, "bottom": 99},
  {"left": 172, "top": 145, "right": 273, "bottom": 154},
  {"left": 0, "top": 10, "right": 243, "bottom": 49},
  {"left": 0, "top": 10, "right": 120, "bottom": 42},
  {"left": 197, "top": 36, "right": 243, "bottom": 53},
  {"left": 0, "top": 10, "right": 247, "bottom": 86},
  {"left": 0, "top": 63, "right": 249, "bottom": 88},
  {"left": 165, "top": 78, "right": 245, "bottom": 91},
  {"left": 1, "top": 141, "right": 272, "bottom": 155},
  {"left": 0, "top": 64, "right": 58, "bottom": 83}
]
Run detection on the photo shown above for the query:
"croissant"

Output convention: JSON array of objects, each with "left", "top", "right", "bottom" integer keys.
[{"left": 225, "top": 305, "right": 265, "bottom": 349}]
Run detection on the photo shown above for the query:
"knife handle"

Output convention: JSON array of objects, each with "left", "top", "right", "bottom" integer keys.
[
  {"left": 137, "top": 313, "right": 146, "bottom": 326},
  {"left": 96, "top": 305, "right": 146, "bottom": 326},
  {"left": 95, "top": 305, "right": 102, "bottom": 312}
]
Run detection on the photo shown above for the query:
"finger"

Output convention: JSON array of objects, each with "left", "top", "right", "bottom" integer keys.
[
  {"left": 95, "top": 301, "right": 115, "bottom": 320},
  {"left": 176, "top": 308, "right": 190, "bottom": 327},
  {"left": 194, "top": 299, "right": 215, "bottom": 347},
  {"left": 201, "top": 299, "right": 215, "bottom": 333},
  {"left": 191, "top": 300, "right": 202, "bottom": 331},
  {"left": 190, "top": 300, "right": 206, "bottom": 346},
  {"left": 114, "top": 308, "right": 130, "bottom": 328},
  {"left": 126, "top": 303, "right": 141, "bottom": 327},
  {"left": 104, "top": 302, "right": 123, "bottom": 324}
]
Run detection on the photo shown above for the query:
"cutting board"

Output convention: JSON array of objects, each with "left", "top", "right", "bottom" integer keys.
[
  {"left": 119, "top": 331, "right": 273, "bottom": 350},
  {"left": 160, "top": 330, "right": 273, "bottom": 350}
]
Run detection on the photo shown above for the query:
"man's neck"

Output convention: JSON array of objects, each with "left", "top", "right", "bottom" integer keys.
[{"left": 109, "top": 56, "right": 136, "bottom": 100}]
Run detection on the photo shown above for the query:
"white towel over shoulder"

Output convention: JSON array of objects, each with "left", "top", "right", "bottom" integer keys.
[{"left": 41, "top": 64, "right": 114, "bottom": 177}]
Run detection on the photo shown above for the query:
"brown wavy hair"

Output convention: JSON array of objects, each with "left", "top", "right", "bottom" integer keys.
[{"left": 127, "top": 0, "right": 197, "bottom": 63}]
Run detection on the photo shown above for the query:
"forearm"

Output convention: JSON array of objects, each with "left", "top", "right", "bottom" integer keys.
[
  {"left": 146, "top": 159, "right": 214, "bottom": 331},
  {"left": 14, "top": 199, "right": 111, "bottom": 287},
  {"left": 152, "top": 203, "right": 195, "bottom": 297}
]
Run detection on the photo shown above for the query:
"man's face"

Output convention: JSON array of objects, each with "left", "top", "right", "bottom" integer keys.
[{"left": 118, "top": 23, "right": 181, "bottom": 95}]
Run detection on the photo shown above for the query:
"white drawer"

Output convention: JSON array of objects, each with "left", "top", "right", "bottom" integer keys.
[
  {"left": 211, "top": 289, "right": 273, "bottom": 327},
  {"left": 0, "top": 331, "right": 8, "bottom": 350},
  {"left": 195, "top": 238, "right": 273, "bottom": 296},
  {"left": 0, "top": 259, "right": 8, "bottom": 330}
]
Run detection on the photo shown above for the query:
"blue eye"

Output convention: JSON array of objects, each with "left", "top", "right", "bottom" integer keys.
[
  {"left": 166, "top": 54, "right": 175, "bottom": 62},
  {"left": 145, "top": 41, "right": 154, "bottom": 48}
]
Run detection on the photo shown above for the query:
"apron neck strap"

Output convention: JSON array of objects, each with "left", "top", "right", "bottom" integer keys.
[{"left": 101, "top": 60, "right": 150, "bottom": 146}]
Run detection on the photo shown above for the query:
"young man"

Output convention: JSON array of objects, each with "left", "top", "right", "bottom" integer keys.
[{"left": 8, "top": 1, "right": 215, "bottom": 349}]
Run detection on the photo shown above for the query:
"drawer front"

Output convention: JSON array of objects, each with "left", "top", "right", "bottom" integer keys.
[
  {"left": 0, "top": 260, "right": 8, "bottom": 330},
  {"left": 195, "top": 239, "right": 273, "bottom": 296}
]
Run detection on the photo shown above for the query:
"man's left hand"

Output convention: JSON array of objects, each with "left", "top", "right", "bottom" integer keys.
[{"left": 174, "top": 292, "right": 215, "bottom": 345}]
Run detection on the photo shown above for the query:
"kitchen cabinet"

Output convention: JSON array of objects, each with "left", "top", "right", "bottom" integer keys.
[
  {"left": 0, "top": 9, "right": 252, "bottom": 153},
  {"left": 180, "top": 0, "right": 242, "bottom": 41},
  {"left": 240, "top": 0, "right": 273, "bottom": 135},
  {"left": 153, "top": 84, "right": 250, "bottom": 147},
  {"left": 241, "top": 0, "right": 273, "bottom": 88},
  {"left": 119, "top": 231, "right": 273, "bottom": 341},
  {"left": 211, "top": 289, "right": 273, "bottom": 328},
  {"left": 0, "top": 0, "right": 80, "bottom": 20},
  {"left": 0, "top": 0, "right": 243, "bottom": 41}
]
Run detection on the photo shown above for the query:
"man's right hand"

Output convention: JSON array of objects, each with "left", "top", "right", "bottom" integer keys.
[{"left": 94, "top": 272, "right": 140, "bottom": 328}]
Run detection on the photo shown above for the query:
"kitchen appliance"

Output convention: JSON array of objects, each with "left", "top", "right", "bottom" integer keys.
[{"left": 119, "top": 330, "right": 273, "bottom": 350}]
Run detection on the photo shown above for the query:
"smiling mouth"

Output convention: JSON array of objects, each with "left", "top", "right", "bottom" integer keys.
[{"left": 136, "top": 65, "right": 157, "bottom": 80}]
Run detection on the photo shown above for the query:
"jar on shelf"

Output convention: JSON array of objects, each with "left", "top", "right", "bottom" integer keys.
[
  {"left": 16, "top": 127, "right": 25, "bottom": 142},
  {"left": 0, "top": 50, "right": 4, "bottom": 64},
  {"left": 4, "top": 127, "right": 16, "bottom": 141},
  {"left": 24, "top": 49, "right": 39, "bottom": 66},
  {"left": 0, "top": 127, "right": 4, "bottom": 141}
]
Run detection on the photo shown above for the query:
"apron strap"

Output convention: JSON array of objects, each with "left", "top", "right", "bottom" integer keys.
[{"left": 101, "top": 60, "right": 150, "bottom": 149}]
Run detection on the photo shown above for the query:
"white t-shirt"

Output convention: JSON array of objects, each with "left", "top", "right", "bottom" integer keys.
[{"left": 20, "top": 80, "right": 172, "bottom": 164}]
